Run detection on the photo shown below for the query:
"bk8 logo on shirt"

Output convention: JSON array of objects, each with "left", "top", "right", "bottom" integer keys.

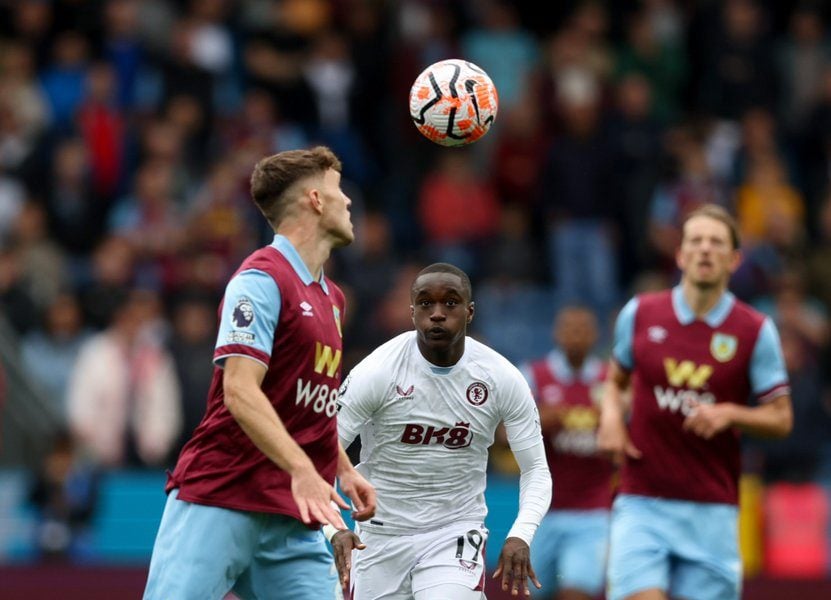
[{"left": 400, "top": 421, "right": 473, "bottom": 449}]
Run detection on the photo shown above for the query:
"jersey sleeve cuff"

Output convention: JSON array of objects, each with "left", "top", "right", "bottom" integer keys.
[
  {"left": 756, "top": 383, "right": 790, "bottom": 404},
  {"left": 213, "top": 345, "right": 270, "bottom": 368}
]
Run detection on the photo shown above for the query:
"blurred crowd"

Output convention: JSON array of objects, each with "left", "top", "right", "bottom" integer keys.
[{"left": 1, "top": 0, "right": 831, "bottom": 562}]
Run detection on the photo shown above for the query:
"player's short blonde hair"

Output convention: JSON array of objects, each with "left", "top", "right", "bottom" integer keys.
[{"left": 682, "top": 204, "right": 740, "bottom": 250}]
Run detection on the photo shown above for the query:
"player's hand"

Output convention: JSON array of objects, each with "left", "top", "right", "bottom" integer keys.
[
  {"left": 596, "top": 417, "right": 641, "bottom": 465},
  {"left": 331, "top": 529, "right": 365, "bottom": 593},
  {"left": 492, "top": 537, "right": 540, "bottom": 596},
  {"left": 683, "top": 401, "right": 734, "bottom": 439},
  {"left": 291, "top": 466, "right": 350, "bottom": 527},
  {"left": 338, "top": 467, "right": 377, "bottom": 521}
]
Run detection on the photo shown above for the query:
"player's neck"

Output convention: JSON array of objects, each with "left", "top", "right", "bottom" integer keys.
[
  {"left": 277, "top": 227, "right": 331, "bottom": 281},
  {"left": 681, "top": 279, "right": 726, "bottom": 318},
  {"left": 417, "top": 339, "right": 465, "bottom": 368}
]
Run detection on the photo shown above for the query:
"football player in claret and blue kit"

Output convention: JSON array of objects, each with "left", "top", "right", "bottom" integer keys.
[
  {"left": 521, "top": 305, "right": 616, "bottom": 600},
  {"left": 143, "top": 146, "right": 375, "bottom": 600},
  {"left": 598, "top": 203, "right": 793, "bottom": 600}
]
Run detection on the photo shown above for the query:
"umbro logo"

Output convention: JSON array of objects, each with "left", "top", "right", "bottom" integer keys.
[
  {"left": 648, "top": 326, "right": 668, "bottom": 343},
  {"left": 300, "top": 301, "right": 314, "bottom": 317},
  {"left": 395, "top": 384, "right": 414, "bottom": 399}
]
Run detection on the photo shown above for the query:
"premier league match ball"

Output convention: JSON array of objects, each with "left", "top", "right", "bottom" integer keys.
[{"left": 408, "top": 59, "right": 499, "bottom": 147}]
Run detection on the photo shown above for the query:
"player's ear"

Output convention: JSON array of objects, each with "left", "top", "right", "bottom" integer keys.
[
  {"left": 728, "top": 248, "right": 743, "bottom": 273},
  {"left": 467, "top": 301, "right": 475, "bottom": 324},
  {"left": 307, "top": 186, "right": 324, "bottom": 214},
  {"left": 410, "top": 304, "right": 415, "bottom": 320}
]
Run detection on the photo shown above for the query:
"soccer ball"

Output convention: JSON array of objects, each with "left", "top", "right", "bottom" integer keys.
[{"left": 409, "top": 59, "right": 498, "bottom": 147}]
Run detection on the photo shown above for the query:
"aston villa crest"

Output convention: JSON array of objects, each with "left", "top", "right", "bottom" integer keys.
[{"left": 710, "top": 333, "right": 737, "bottom": 362}]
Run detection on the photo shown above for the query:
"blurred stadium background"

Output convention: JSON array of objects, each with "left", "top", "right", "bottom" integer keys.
[{"left": 0, "top": 0, "right": 830, "bottom": 598}]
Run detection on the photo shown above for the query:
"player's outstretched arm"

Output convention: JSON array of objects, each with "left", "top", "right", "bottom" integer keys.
[
  {"left": 494, "top": 440, "right": 550, "bottom": 596},
  {"left": 597, "top": 360, "right": 642, "bottom": 465},
  {"left": 336, "top": 443, "right": 376, "bottom": 521},
  {"left": 223, "top": 356, "right": 349, "bottom": 527},
  {"left": 493, "top": 537, "right": 540, "bottom": 597}
]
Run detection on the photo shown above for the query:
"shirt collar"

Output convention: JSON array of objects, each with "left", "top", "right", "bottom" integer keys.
[
  {"left": 671, "top": 285, "right": 734, "bottom": 327},
  {"left": 271, "top": 234, "right": 329, "bottom": 294},
  {"left": 547, "top": 349, "right": 603, "bottom": 384}
]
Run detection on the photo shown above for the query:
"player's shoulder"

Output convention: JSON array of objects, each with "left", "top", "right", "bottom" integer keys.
[
  {"left": 356, "top": 331, "right": 417, "bottom": 374},
  {"left": 633, "top": 289, "right": 672, "bottom": 310},
  {"left": 465, "top": 336, "right": 527, "bottom": 384},
  {"left": 726, "top": 295, "right": 769, "bottom": 331}
]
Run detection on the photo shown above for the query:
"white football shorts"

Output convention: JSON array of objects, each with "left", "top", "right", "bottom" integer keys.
[{"left": 350, "top": 520, "right": 488, "bottom": 600}]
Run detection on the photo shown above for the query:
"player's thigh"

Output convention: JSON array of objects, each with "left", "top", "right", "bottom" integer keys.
[
  {"left": 351, "top": 527, "right": 416, "bottom": 600},
  {"left": 558, "top": 510, "right": 610, "bottom": 596},
  {"left": 411, "top": 522, "right": 488, "bottom": 598},
  {"left": 669, "top": 502, "right": 741, "bottom": 600},
  {"left": 143, "top": 489, "right": 258, "bottom": 600},
  {"left": 606, "top": 495, "right": 671, "bottom": 600},
  {"left": 413, "top": 582, "right": 484, "bottom": 600},
  {"left": 234, "top": 514, "right": 338, "bottom": 600}
]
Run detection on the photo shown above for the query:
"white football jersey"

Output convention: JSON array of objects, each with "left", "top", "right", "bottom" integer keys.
[{"left": 337, "top": 331, "right": 542, "bottom": 535}]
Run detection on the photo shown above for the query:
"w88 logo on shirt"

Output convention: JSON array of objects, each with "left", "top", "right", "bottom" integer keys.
[{"left": 400, "top": 422, "right": 473, "bottom": 449}]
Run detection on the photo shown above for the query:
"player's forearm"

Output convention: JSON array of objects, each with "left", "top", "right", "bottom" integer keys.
[
  {"left": 336, "top": 443, "right": 356, "bottom": 477},
  {"left": 600, "top": 374, "right": 628, "bottom": 425},
  {"left": 507, "top": 442, "right": 552, "bottom": 546},
  {"left": 728, "top": 395, "right": 793, "bottom": 439},
  {"left": 224, "top": 381, "right": 315, "bottom": 475}
]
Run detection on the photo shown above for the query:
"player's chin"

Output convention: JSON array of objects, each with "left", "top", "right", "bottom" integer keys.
[
  {"left": 331, "top": 228, "right": 355, "bottom": 248},
  {"left": 419, "top": 332, "right": 452, "bottom": 348}
]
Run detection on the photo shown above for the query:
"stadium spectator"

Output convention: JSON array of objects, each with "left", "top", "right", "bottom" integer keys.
[
  {"left": 695, "top": 0, "right": 778, "bottom": 120},
  {"left": 167, "top": 291, "right": 216, "bottom": 459},
  {"left": 521, "top": 305, "right": 616, "bottom": 600},
  {"left": 332, "top": 263, "right": 551, "bottom": 598},
  {"left": 748, "top": 325, "right": 831, "bottom": 483},
  {"left": 67, "top": 288, "right": 182, "bottom": 469},
  {"left": 735, "top": 152, "right": 805, "bottom": 247},
  {"left": 78, "top": 234, "right": 135, "bottom": 330},
  {"left": 27, "top": 429, "right": 99, "bottom": 561},
  {"left": 774, "top": 4, "right": 831, "bottom": 137},
  {"left": 648, "top": 124, "right": 730, "bottom": 275},
  {"left": 143, "top": 146, "right": 375, "bottom": 600},
  {"left": 806, "top": 192, "right": 831, "bottom": 311},
  {"left": 21, "top": 291, "right": 90, "bottom": 424},
  {"left": 40, "top": 31, "right": 91, "bottom": 135},
  {"left": 607, "top": 72, "right": 663, "bottom": 283},
  {"left": 77, "top": 61, "right": 128, "bottom": 201},
  {"left": 539, "top": 65, "right": 619, "bottom": 317},
  {"left": 416, "top": 150, "right": 501, "bottom": 280},
  {"left": 598, "top": 204, "right": 793, "bottom": 600},
  {"left": 614, "top": 5, "right": 687, "bottom": 125},
  {"left": 8, "top": 200, "right": 69, "bottom": 311}
]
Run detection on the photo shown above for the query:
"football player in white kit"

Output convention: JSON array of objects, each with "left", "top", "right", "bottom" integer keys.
[{"left": 328, "top": 263, "right": 552, "bottom": 599}]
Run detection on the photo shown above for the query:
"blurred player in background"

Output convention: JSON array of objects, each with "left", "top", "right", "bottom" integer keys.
[
  {"left": 330, "top": 263, "right": 551, "bottom": 599},
  {"left": 597, "top": 204, "right": 793, "bottom": 600},
  {"left": 521, "top": 306, "right": 616, "bottom": 600},
  {"left": 143, "top": 146, "right": 376, "bottom": 600}
]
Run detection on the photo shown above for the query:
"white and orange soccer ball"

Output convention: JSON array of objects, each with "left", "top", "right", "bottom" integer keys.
[{"left": 408, "top": 59, "right": 499, "bottom": 147}]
